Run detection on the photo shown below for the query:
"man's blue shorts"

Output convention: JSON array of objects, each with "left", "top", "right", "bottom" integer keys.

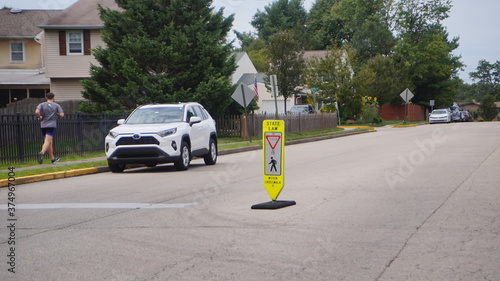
[{"left": 41, "top": 127, "right": 56, "bottom": 137}]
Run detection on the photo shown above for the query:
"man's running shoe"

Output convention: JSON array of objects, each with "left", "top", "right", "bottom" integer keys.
[
  {"left": 51, "top": 157, "right": 60, "bottom": 164},
  {"left": 37, "top": 153, "right": 44, "bottom": 164}
]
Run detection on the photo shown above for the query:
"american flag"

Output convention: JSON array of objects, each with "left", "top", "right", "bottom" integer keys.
[{"left": 253, "top": 75, "right": 259, "bottom": 102}]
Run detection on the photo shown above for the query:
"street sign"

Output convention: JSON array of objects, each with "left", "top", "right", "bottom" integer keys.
[
  {"left": 270, "top": 75, "right": 279, "bottom": 97},
  {"left": 251, "top": 120, "right": 295, "bottom": 209},
  {"left": 231, "top": 83, "right": 256, "bottom": 108},
  {"left": 400, "top": 88, "right": 414, "bottom": 102},
  {"left": 400, "top": 88, "right": 414, "bottom": 123},
  {"left": 262, "top": 120, "right": 285, "bottom": 200}
]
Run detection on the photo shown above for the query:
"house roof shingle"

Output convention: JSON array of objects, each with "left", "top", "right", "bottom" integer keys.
[
  {"left": 0, "top": 70, "right": 50, "bottom": 85},
  {"left": 40, "top": 0, "right": 119, "bottom": 29},
  {"left": 235, "top": 73, "right": 267, "bottom": 86},
  {"left": 0, "top": 9, "right": 61, "bottom": 38}
]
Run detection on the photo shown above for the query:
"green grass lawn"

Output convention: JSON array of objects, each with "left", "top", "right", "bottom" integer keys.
[
  {"left": 4, "top": 161, "right": 110, "bottom": 179},
  {"left": 2, "top": 152, "right": 107, "bottom": 169},
  {"left": 1, "top": 127, "right": 372, "bottom": 179}
]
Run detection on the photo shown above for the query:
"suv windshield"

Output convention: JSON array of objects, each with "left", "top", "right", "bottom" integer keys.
[{"left": 126, "top": 106, "right": 184, "bottom": 124}]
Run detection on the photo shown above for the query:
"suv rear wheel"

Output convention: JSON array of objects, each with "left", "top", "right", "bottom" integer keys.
[{"left": 174, "top": 141, "right": 190, "bottom": 171}]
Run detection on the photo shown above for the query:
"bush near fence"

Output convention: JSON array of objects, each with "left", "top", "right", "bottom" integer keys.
[{"left": 1, "top": 112, "right": 336, "bottom": 164}]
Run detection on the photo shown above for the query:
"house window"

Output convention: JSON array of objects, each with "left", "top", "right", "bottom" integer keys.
[
  {"left": 10, "top": 41, "right": 24, "bottom": 63},
  {"left": 67, "top": 30, "right": 83, "bottom": 54},
  {"left": 59, "top": 30, "right": 91, "bottom": 56}
]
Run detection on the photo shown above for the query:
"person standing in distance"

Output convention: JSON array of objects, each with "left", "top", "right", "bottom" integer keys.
[{"left": 35, "top": 92, "right": 64, "bottom": 164}]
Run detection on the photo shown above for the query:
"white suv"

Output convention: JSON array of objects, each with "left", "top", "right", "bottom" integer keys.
[{"left": 105, "top": 103, "right": 217, "bottom": 172}]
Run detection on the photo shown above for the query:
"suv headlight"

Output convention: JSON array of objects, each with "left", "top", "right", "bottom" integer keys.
[
  {"left": 158, "top": 128, "right": 177, "bottom": 137},
  {"left": 108, "top": 131, "right": 119, "bottom": 138}
]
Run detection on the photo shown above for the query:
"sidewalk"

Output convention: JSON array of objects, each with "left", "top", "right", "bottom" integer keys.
[{"left": 1, "top": 129, "right": 375, "bottom": 187}]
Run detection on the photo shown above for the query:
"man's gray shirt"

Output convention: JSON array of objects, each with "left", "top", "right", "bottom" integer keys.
[{"left": 37, "top": 102, "right": 63, "bottom": 128}]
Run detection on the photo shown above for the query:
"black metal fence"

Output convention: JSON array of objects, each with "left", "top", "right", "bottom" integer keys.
[
  {"left": 0, "top": 113, "right": 128, "bottom": 164},
  {"left": 1, "top": 112, "right": 337, "bottom": 165}
]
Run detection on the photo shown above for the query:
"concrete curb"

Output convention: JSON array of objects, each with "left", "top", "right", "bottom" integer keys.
[
  {"left": 392, "top": 124, "right": 419, "bottom": 128},
  {"left": 1, "top": 130, "right": 374, "bottom": 187},
  {"left": 1, "top": 167, "right": 101, "bottom": 187}
]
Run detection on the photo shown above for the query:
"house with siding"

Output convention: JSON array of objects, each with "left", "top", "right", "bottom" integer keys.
[
  {"left": 1, "top": 1, "right": 330, "bottom": 115},
  {"left": 232, "top": 52, "right": 292, "bottom": 114},
  {"left": 38, "top": 0, "right": 118, "bottom": 101},
  {"left": 40, "top": 0, "right": 274, "bottom": 113},
  {"left": 233, "top": 51, "right": 331, "bottom": 114},
  {"left": 0, "top": 8, "right": 60, "bottom": 108}
]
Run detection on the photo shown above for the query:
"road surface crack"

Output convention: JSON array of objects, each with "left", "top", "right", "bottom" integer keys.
[{"left": 374, "top": 145, "right": 497, "bottom": 280}]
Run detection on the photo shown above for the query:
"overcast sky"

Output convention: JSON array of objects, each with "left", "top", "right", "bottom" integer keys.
[{"left": 3, "top": 0, "right": 499, "bottom": 83}]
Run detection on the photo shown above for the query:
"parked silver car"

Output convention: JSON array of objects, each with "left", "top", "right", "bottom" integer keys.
[{"left": 429, "top": 109, "right": 451, "bottom": 124}]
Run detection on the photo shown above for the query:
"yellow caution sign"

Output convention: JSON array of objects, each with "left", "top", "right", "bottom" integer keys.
[{"left": 262, "top": 120, "right": 285, "bottom": 200}]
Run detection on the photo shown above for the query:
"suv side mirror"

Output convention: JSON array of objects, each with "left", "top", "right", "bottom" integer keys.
[
  {"left": 117, "top": 119, "right": 125, "bottom": 125},
  {"left": 189, "top": 116, "right": 202, "bottom": 126}
]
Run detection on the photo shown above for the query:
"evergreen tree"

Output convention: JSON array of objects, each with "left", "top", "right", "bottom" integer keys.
[
  {"left": 355, "top": 54, "right": 413, "bottom": 105},
  {"left": 81, "top": 0, "right": 236, "bottom": 117}
]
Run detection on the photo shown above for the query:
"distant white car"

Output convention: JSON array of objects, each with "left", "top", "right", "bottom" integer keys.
[
  {"left": 429, "top": 109, "right": 451, "bottom": 124},
  {"left": 105, "top": 103, "right": 217, "bottom": 172}
]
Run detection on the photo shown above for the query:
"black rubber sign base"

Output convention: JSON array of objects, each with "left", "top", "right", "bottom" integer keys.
[{"left": 251, "top": 200, "right": 296, "bottom": 210}]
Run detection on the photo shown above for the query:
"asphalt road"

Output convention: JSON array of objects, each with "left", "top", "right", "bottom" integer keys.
[{"left": 1, "top": 122, "right": 499, "bottom": 281}]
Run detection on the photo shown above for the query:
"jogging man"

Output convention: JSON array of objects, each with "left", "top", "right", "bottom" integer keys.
[{"left": 35, "top": 92, "right": 64, "bottom": 164}]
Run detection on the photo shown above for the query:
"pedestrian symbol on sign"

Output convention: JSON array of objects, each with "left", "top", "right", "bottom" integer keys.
[
  {"left": 269, "top": 157, "right": 277, "bottom": 172},
  {"left": 264, "top": 132, "right": 282, "bottom": 176}
]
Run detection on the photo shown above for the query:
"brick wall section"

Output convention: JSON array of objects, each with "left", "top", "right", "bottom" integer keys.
[{"left": 378, "top": 104, "right": 426, "bottom": 121}]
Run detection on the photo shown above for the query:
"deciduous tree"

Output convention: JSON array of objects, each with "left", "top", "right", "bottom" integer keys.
[
  {"left": 479, "top": 95, "right": 498, "bottom": 120},
  {"left": 304, "top": 45, "right": 362, "bottom": 121},
  {"left": 251, "top": 0, "right": 309, "bottom": 47},
  {"left": 266, "top": 30, "right": 305, "bottom": 113},
  {"left": 392, "top": 0, "right": 462, "bottom": 106},
  {"left": 469, "top": 60, "right": 500, "bottom": 100}
]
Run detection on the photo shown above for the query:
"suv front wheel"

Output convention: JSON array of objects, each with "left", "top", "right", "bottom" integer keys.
[
  {"left": 174, "top": 141, "right": 190, "bottom": 171},
  {"left": 108, "top": 161, "right": 125, "bottom": 173},
  {"left": 203, "top": 138, "right": 217, "bottom": 165}
]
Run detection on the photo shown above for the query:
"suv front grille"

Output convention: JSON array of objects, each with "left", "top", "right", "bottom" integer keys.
[{"left": 116, "top": 136, "right": 160, "bottom": 146}]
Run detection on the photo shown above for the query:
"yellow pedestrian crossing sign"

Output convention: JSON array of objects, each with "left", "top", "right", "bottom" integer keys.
[
  {"left": 262, "top": 120, "right": 285, "bottom": 200},
  {"left": 252, "top": 120, "right": 295, "bottom": 209}
]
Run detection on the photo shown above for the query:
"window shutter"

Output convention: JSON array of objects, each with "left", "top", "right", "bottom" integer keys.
[
  {"left": 83, "top": 30, "right": 91, "bottom": 55},
  {"left": 59, "top": 30, "right": 66, "bottom": 55}
]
